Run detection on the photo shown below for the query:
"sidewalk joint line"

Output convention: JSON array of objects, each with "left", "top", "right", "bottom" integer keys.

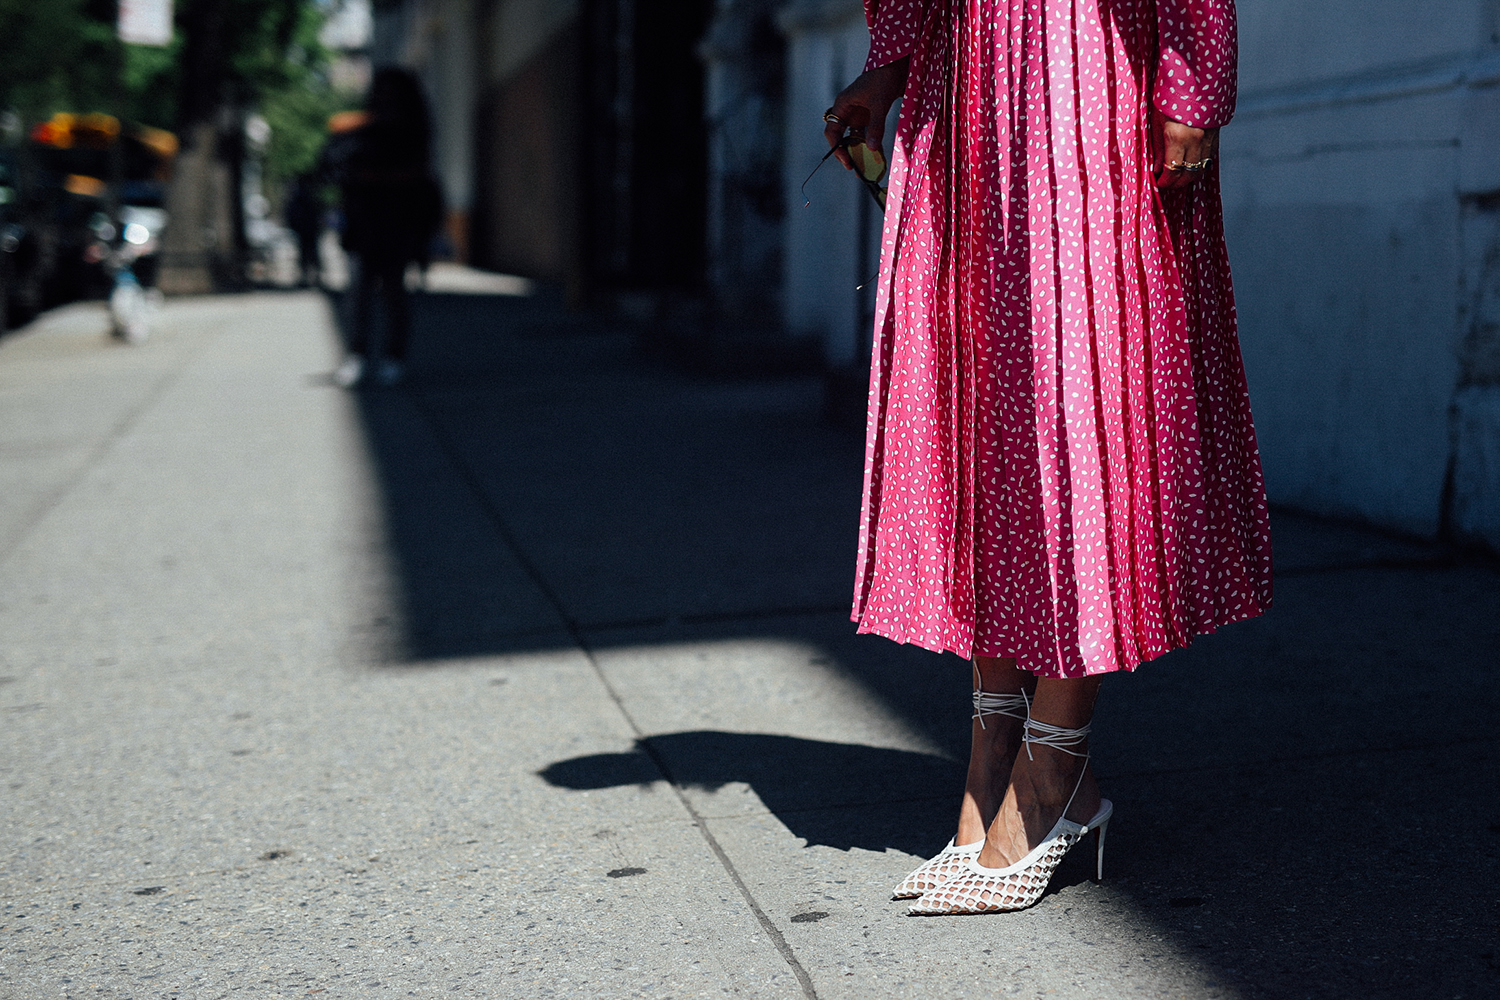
[
  {"left": 406, "top": 386, "right": 823, "bottom": 1000},
  {"left": 404, "top": 389, "right": 578, "bottom": 629},
  {"left": 627, "top": 724, "right": 822, "bottom": 1000},
  {"left": 0, "top": 331, "right": 217, "bottom": 571}
]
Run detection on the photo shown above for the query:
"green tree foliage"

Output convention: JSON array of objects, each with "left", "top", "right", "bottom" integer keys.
[
  {"left": 173, "top": 0, "right": 348, "bottom": 195},
  {"left": 1, "top": 0, "right": 347, "bottom": 196},
  {"left": 0, "top": 0, "right": 124, "bottom": 122},
  {"left": 122, "top": 35, "right": 184, "bottom": 130},
  {"left": 256, "top": 2, "right": 352, "bottom": 194}
]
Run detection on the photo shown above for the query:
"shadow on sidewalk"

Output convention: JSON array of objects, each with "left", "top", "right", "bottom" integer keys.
[
  {"left": 337, "top": 286, "right": 864, "bottom": 658},
  {"left": 539, "top": 731, "right": 962, "bottom": 855},
  {"left": 334, "top": 287, "right": 1500, "bottom": 1000}
]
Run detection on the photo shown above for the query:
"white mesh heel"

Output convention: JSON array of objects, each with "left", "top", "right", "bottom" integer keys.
[
  {"left": 890, "top": 690, "right": 1029, "bottom": 900},
  {"left": 891, "top": 838, "right": 983, "bottom": 899},
  {"left": 907, "top": 717, "right": 1111, "bottom": 915}
]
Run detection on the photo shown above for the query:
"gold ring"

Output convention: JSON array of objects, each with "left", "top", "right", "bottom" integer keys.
[
  {"left": 1166, "top": 160, "right": 1185, "bottom": 172},
  {"left": 1185, "top": 157, "right": 1212, "bottom": 171},
  {"left": 823, "top": 112, "right": 842, "bottom": 125}
]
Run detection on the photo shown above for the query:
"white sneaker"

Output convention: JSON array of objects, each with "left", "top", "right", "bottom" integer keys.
[
  {"left": 109, "top": 276, "right": 150, "bottom": 343},
  {"left": 374, "top": 359, "right": 404, "bottom": 386},
  {"left": 334, "top": 354, "right": 365, "bottom": 388}
]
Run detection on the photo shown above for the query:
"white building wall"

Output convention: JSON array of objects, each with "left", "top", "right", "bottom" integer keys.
[
  {"left": 778, "top": 2, "right": 900, "bottom": 370},
  {"left": 426, "top": 0, "right": 477, "bottom": 219},
  {"left": 1225, "top": 1, "right": 1500, "bottom": 546},
  {"left": 1235, "top": 3, "right": 1484, "bottom": 90}
]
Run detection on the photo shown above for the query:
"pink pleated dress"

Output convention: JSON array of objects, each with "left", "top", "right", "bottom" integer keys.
[{"left": 852, "top": 0, "right": 1273, "bottom": 677}]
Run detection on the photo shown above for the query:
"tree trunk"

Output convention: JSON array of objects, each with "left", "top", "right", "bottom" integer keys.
[{"left": 158, "top": 0, "right": 236, "bottom": 294}]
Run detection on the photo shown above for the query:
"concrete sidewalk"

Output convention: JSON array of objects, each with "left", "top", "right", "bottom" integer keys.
[{"left": 0, "top": 291, "right": 1496, "bottom": 1000}]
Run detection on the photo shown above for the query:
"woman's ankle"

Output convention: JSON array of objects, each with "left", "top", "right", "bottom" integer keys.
[
  {"left": 1012, "top": 750, "right": 1099, "bottom": 830},
  {"left": 956, "top": 794, "right": 989, "bottom": 845},
  {"left": 958, "top": 726, "right": 1021, "bottom": 842}
]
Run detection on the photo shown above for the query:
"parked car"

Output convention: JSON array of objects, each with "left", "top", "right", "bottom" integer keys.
[{"left": 0, "top": 113, "right": 176, "bottom": 334}]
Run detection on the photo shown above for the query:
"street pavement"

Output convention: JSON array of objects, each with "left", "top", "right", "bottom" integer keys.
[{"left": 0, "top": 287, "right": 1496, "bottom": 1000}]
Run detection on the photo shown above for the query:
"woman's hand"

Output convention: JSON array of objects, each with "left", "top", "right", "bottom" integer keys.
[
  {"left": 1152, "top": 108, "right": 1218, "bottom": 190},
  {"left": 824, "top": 58, "right": 910, "bottom": 170}
]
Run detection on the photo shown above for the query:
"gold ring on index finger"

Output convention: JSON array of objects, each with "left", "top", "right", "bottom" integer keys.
[{"left": 823, "top": 110, "right": 842, "bottom": 125}]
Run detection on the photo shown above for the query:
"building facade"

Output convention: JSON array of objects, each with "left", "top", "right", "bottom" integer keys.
[{"left": 369, "top": 0, "right": 1500, "bottom": 551}]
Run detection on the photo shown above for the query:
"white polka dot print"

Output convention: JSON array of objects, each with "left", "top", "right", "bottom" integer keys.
[{"left": 851, "top": 0, "right": 1272, "bottom": 677}]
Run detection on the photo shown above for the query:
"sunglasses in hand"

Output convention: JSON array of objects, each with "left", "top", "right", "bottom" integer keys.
[{"left": 802, "top": 133, "right": 888, "bottom": 210}]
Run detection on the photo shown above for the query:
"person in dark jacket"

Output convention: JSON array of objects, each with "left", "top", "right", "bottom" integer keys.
[
  {"left": 284, "top": 172, "right": 326, "bottom": 288},
  {"left": 333, "top": 68, "right": 443, "bottom": 387}
]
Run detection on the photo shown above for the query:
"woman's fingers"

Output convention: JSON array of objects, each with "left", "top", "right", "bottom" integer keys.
[
  {"left": 824, "top": 120, "right": 850, "bottom": 168},
  {"left": 864, "top": 112, "right": 887, "bottom": 162},
  {"left": 825, "top": 60, "right": 908, "bottom": 170},
  {"left": 1150, "top": 108, "right": 1168, "bottom": 179},
  {"left": 1158, "top": 129, "right": 1192, "bottom": 189},
  {"left": 1154, "top": 116, "right": 1218, "bottom": 190},
  {"left": 1157, "top": 118, "right": 1192, "bottom": 189},
  {"left": 825, "top": 99, "right": 869, "bottom": 169}
]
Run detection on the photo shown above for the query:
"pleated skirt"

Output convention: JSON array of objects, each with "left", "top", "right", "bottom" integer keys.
[{"left": 851, "top": 0, "right": 1274, "bottom": 677}]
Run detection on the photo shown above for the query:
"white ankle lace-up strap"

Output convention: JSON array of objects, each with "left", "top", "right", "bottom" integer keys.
[
  {"left": 971, "top": 690, "right": 1029, "bottom": 729},
  {"left": 1024, "top": 718, "right": 1093, "bottom": 825},
  {"left": 1021, "top": 718, "right": 1090, "bottom": 760}
]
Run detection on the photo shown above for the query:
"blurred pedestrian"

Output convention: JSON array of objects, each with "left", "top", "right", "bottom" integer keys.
[
  {"left": 333, "top": 68, "right": 444, "bottom": 388},
  {"left": 827, "top": 0, "right": 1271, "bottom": 913},
  {"left": 284, "top": 172, "right": 325, "bottom": 289}
]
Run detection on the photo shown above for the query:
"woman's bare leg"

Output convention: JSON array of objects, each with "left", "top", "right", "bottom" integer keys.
[
  {"left": 956, "top": 657, "right": 1036, "bottom": 845},
  {"left": 978, "top": 674, "right": 1104, "bottom": 867}
]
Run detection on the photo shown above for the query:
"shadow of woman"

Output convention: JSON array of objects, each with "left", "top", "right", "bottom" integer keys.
[{"left": 538, "top": 730, "right": 966, "bottom": 855}]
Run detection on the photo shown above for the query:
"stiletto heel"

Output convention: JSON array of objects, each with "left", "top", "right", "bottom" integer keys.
[
  {"left": 1093, "top": 817, "right": 1108, "bottom": 881},
  {"left": 890, "top": 689, "right": 1028, "bottom": 900},
  {"left": 909, "top": 717, "right": 1111, "bottom": 915}
]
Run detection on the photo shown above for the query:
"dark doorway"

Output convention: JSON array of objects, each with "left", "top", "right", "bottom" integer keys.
[{"left": 582, "top": 0, "right": 713, "bottom": 295}]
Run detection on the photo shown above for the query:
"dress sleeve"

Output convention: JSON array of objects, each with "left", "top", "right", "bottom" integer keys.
[
  {"left": 863, "top": 0, "right": 927, "bottom": 72},
  {"left": 1154, "top": 0, "right": 1238, "bottom": 129}
]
